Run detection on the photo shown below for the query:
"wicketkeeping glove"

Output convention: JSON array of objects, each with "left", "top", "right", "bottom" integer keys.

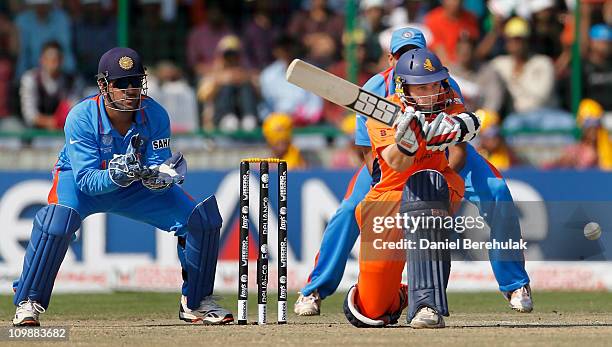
[
  {"left": 108, "top": 134, "right": 147, "bottom": 187},
  {"left": 141, "top": 152, "right": 187, "bottom": 190}
]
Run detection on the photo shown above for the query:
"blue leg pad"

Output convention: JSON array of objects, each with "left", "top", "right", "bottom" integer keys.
[
  {"left": 13, "top": 205, "right": 81, "bottom": 309},
  {"left": 185, "top": 195, "right": 222, "bottom": 310},
  {"left": 401, "top": 170, "right": 451, "bottom": 321}
]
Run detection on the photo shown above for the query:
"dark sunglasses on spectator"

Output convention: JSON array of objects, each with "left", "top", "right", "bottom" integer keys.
[{"left": 113, "top": 76, "right": 143, "bottom": 89}]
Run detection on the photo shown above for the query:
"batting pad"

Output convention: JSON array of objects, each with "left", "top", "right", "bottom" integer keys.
[
  {"left": 185, "top": 195, "right": 222, "bottom": 310},
  {"left": 14, "top": 204, "right": 81, "bottom": 308},
  {"left": 401, "top": 170, "right": 452, "bottom": 321}
]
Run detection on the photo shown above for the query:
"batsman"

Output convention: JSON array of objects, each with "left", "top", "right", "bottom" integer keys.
[
  {"left": 11, "top": 47, "right": 233, "bottom": 326},
  {"left": 344, "top": 48, "right": 480, "bottom": 328}
]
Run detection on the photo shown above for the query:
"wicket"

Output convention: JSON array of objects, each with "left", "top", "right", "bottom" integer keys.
[{"left": 238, "top": 158, "right": 288, "bottom": 325}]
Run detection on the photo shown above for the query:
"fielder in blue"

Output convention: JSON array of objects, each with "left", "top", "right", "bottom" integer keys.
[
  {"left": 11, "top": 47, "right": 233, "bottom": 326},
  {"left": 295, "top": 28, "right": 532, "bottom": 316}
]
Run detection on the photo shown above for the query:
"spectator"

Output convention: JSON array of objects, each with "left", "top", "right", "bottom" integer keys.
[
  {"left": 130, "top": 0, "right": 189, "bottom": 69},
  {"left": 262, "top": 113, "right": 306, "bottom": 170},
  {"left": 187, "top": 6, "right": 232, "bottom": 77},
  {"left": 330, "top": 114, "right": 361, "bottom": 169},
  {"left": 242, "top": 3, "right": 280, "bottom": 71},
  {"left": 475, "top": 109, "right": 519, "bottom": 170},
  {"left": 288, "top": 0, "right": 344, "bottom": 68},
  {"left": 491, "top": 17, "right": 556, "bottom": 113},
  {"left": 72, "top": 0, "right": 116, "bottom": 82},
  {"left": 423, "top": 0, "right": 479, "bottom": 65},
  {"left": 449, "top": 34, "right": 504, "bottom": 113},
  {"left": 259, "top": 35, "right": 323, "bottom": 126},
  {"left": 197, "top": 35, "right": 258, "bottom": 132},
  {"left": 324, "top": 30, "right": 378, "bottom": 123},
  {"left": 19, "top": 41, "right": 79, "bottom": 130},
  {"left": 582, "top": 24, "right": 612, "bottom": 111},
  {"left": 359, "top": 0, "right": 387, "bottom": 65},
  {"left": 147, "top": 61, "right": 198, "bottom": 134},
  {"left": 0, "top": 12, "right": 18, "bottom": 118},
  {"left": 530, "top": 0, "right": 565, "bottom": 59},
  {"left": 387, "top": 0, "right": 430, "bottom": 29},
  {"left": 543, "top": 99, "right": 612, "bottom": 170},
  {"left": 14, "top": 0, "right": 76, "bottom": 79}
]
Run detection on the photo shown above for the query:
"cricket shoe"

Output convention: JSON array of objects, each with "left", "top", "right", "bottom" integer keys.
[
  {"left": 505, "top": 285, "right": 533, "bottom": 313},
  {"left": 409, "top": 307, "right": 445, "bottom": 329},
  {"left": 179, "top": 295, "right": 234, "bottom": 325},
  {"left": 294, "top": 290, "right": 321, "bottom": 316},
  {"left": 13, "top": 299, "right": 45, "bottom": 326}
]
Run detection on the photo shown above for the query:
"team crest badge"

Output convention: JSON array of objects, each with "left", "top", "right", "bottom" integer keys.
[
  {"left": 394, "top": 76, "right": 403, "bottom": 93},
  {"left": 423, "top": 58, "right": 435, "bottom": 72},
  {"left": 118, "top": 56, "right": 134, "bottom": 70},
  {"left": 402, "top": 31, "right": 414, "bottom": 39},
  {"left": 102, "top": 134, "right": 113, "bottom": 145}
]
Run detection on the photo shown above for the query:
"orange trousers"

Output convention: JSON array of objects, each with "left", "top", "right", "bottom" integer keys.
[{"left": 354, "top": 167, "right": 464, "bottom": 319}]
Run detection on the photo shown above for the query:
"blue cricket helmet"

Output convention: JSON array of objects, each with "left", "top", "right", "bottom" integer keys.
[{"left": 394, "top": 48, "right": 449, "bottom": 85}]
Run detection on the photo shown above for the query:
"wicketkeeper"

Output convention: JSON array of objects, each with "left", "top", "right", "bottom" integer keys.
[{"left": 11, "top": 47, "right": 233, "bottom": 326}]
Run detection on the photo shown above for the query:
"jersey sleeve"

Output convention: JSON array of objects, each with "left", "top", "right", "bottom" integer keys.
[
  {"left": 142, "top": 101, "right": 172, "bottom": 167},
  {"left": 355, "top": 74, "right": 386, "bottom": 147},
  {"left": 366, "top": 119, "right": 396, "bottom": 158},
  {"left": 64, "top": 110, "right": 119, "bottom": 196}
]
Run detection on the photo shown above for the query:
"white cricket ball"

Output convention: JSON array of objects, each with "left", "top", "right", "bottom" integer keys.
[{"left": 584, "top": 222, "right": 602, "bottom": 240}]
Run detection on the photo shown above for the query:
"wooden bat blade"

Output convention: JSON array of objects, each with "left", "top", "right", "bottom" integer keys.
[{"left": 286, "top": 59, "right": 400, "bottom": 126}]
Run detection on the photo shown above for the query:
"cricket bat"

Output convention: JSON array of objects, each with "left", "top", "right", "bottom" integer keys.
[{"left": 286, "top": 59, "right": 400, "bottom": 126}]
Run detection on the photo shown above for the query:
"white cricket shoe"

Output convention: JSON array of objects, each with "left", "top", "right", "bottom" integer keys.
[
  {"left": 13, "top": 299, "right": 45, "bottom": 326},
  {"left": 294, "top": 290, "right": 321, "bottom": 316},
  {"left": 409, "top": 307, "right": 446, "bottom": 329},
  {"left": 179, "top": 295, "right": 234, "bottom": 325},
  {"left": 505, "top": 285, "right": 533, "bottom": 313}
]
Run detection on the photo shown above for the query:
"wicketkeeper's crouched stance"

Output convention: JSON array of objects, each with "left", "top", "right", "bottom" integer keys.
[
  {"left": 344, "top": 48, "right": 480, "bottom": 328},
  {"left": 12, "top": 47, "right": 233, "bottom": 326}
]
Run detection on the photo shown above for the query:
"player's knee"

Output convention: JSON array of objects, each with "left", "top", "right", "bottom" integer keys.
[
  {"left": 401, "top": 170, "right": 450, "bottom": 214},
  {"left": 187, "top": 195, "right": 222, "bottom": 234},
  {"left": 34, "top": 204, "right": 81, "bottom": 236},
  {"left": 343, "top": 286, "right": 387, "bottom": 328}
]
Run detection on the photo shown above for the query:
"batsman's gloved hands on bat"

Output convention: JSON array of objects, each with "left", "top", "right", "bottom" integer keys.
[
  {"left": 393, "top": 107, "right": 426, "bottom": 156},
  {"left": 141, "top": 152, "right": 187, "bottom": 190},
  {"left": 423, "top": 112, "right": 460, "bottom": 152},
  {"left": 108, "top": 134, "right": 147, "bottom": 187},
  {"left": 424, "top": 112, "right": 482, "bottom": 151}
]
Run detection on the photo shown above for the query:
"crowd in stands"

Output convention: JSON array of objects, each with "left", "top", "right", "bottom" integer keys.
[{"left": 0, "top": 0, "right": 610, "bottom": 170}]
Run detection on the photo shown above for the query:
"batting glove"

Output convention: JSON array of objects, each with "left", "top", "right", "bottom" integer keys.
[
  {"left": 394, "top": 107, "right": 426, "bottom": 156},
  {"left": 424, "top": 112, "right": 482, "bottom": 151}
]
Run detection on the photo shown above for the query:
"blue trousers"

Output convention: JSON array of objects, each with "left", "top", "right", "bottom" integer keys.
[
  {"left": 52, "top": 170, "right": 196, "bottom": 235},
  {"left": 23, "top": 169, "right": 197, "bottom": 296},
  {"left": 301, "top": 144, "right": 529, "bottom": 298}
]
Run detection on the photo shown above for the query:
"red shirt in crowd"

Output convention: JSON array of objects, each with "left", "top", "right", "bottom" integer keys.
[{"left": 424, "top": 7, "right": 480, "bottom": 64}]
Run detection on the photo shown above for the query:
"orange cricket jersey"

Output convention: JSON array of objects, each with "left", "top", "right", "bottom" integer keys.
[{"left": 366, "top": 91, "right": 466, "bottom": 196}]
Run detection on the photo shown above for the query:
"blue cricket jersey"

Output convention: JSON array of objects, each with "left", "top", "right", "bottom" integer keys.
[{"left": 56, "top": 94, "right": 172, "bottom": 196}]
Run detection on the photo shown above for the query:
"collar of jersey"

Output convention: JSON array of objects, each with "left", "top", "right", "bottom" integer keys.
[{"left": 98, "top": 94, "right": 146, "bottom": 136}]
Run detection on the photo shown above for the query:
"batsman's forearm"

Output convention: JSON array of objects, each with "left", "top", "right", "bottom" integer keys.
[{"left": 382, "top": 145, "right": 415, "bottom": 172}]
